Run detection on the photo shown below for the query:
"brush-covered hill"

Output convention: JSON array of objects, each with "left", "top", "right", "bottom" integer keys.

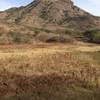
[{"left": 0, "top": 0, "right": 100, "bottom": 44}]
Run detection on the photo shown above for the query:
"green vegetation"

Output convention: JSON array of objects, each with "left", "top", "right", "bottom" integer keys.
[
  {"left": 39, "top": 1, "right": 53, "bottom": 21},
  {"left": 32, "top": 28, "right": 74, "bottom": 42},
  {"left": 31, "top": 27, "right": 74, "bottom": 35},
  {"left": 40, "top": 7, "right": 49, "bottom": 20},
  {"left": 33, "top": 27, "right": 54, "bottom": 33},
  {"left": 84, "top": 29, "right": 100, "bottom": 43},
  {"left": 8, "top": 31, "right": 33, "bottom": 43}
]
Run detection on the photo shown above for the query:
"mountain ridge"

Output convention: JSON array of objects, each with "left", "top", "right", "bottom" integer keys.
[{"left": 0, "top": 0, "right": 100, "bottom": 43}]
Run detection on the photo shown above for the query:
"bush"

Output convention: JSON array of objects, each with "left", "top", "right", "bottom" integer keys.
[
  {"left": 84, "top": 29, "right": 100, "bottom": 43},
  {"left": 8, "top": 31, "right": 33, "bottom": 43},
  {"left": 92, "top": 31, "right": 100, "bottom": 43},
  {"left": 36, "top": 32, "right": 73, "bottom": 43},
  {"left": 33, "top": 27, "right": 54, "bottom": 34}
]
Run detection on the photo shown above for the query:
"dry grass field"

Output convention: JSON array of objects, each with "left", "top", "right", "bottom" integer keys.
[{"left": 0, "top": 43, "right": 100, "bottom": 100}]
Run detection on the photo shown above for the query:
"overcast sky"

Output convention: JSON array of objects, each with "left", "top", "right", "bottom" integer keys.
[{"left": 0, "top": 0, "right": 100, "bottom": 16}]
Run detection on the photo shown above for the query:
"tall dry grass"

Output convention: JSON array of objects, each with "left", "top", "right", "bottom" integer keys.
[{"left": 0, "top": 45, "right": 99, "bottom": 100}]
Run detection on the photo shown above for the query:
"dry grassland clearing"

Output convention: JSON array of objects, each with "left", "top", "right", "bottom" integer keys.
[{"left": 0, "top": 43, "right": 100, "bottom": 100}]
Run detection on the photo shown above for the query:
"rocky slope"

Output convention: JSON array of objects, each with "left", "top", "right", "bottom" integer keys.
[{"left": 0, "top": 0, "right": 100, "bottom": 43}]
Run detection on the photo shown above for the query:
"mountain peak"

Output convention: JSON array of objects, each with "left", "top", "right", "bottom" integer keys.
[
  {"left": 0, "top": 0, "right": 100, "bottom": 34},
  {"left": 0, "top": 0, "right": 99, "bottom": 44}
]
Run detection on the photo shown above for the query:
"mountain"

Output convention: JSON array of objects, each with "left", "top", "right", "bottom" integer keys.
[{"left": 0, "top": 0, "right": 100, "bottom": 44}]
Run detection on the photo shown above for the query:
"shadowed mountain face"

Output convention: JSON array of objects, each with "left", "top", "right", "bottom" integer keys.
[{"left": 0, "top": 0, "right": 100, "bottom": 43}]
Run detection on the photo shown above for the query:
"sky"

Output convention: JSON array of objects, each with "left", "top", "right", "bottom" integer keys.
[
  {"left": 0, "top": 0, "right": 100, "bottom": 16},
  {"left": 0, "top": 0, "right": 33, "bottom": 10},
  {"left": 73, "top": 0, "right": 100, "bottom": 16}
]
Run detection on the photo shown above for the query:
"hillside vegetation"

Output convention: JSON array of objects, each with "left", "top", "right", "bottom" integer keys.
[
  {"left": 84, "top": 30, "right": 100, "bottom": 43},
  {"left": 0, "top": 0, "right": 100, "bottom": 44}
]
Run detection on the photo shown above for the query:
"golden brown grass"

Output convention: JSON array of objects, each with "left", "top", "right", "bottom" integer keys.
[{"left": 0, "top": 43, "right": 100, "bottom": 100}]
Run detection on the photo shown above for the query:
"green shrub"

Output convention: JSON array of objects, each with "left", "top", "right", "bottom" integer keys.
[
  {"left": 33, "top": 27, "right": 54, "bottom": 33},
  {"left": 8, "top": 31, "right": 33, "bottom": 43},
  {"left": 36, "top": 32, "right": 73, "bottom": 43},
  {"left": 92, "top": 31, "right": 100, "bottom": 43},
  {"left": 84, "top": 29, "right": 100, "bottom": 43}
]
